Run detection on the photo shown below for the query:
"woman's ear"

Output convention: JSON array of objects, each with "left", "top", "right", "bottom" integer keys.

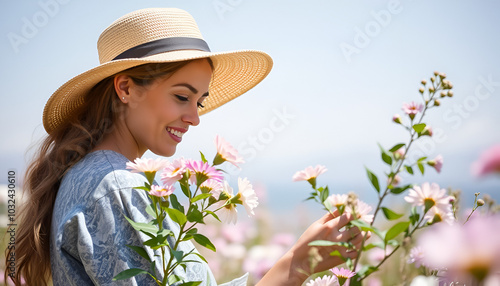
[{"left": 114, "top": 75, "right": 131, "bottom": 103}]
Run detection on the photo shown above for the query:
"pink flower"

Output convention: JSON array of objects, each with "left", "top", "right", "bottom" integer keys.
[
  {"left": 331, "top": 267, "right": 356, "bottom": 280},
  {"left": 126, "top": 157, "right": 169, "bottom": 173},
  {"left": 214, "top": 135, "right": 245, "bottom": 168},
  {"left": 326, "top": 194, "right": 348, "bottom": 208},
  {"left": 346, "top": 200, "right": 374, "bottom": 224},
  {"left": 427, "top": 155, "right": 443, "bottom": 173},
  {"left": 407, "top": 246, "right": 426, "bottom": 268},
  {"left": 236, "top": 177, "right": 259, "bottom": 217},
  {"left": 418, "top": 215, "right": 500, "bottom": 283},
  {"left": 471, "top": 144, "right": 500, "bottom": 177},
  {"left": 404, "top": 182, "right": 452, "bottom": 212},
  {"left": 393, "top": 114, "right": 402, "bottom": 124},
  {"left": 185, "top": 160, "right": 224, "bottom": 185},
  {"left": 160, "top": 157, "right": 187, "bottom": 185},
  {"left": 149, "top": 184, "right": 174, "bottom": 198},
  {"left": 292, "top": 165, "right": 327, "bottom": 182},
  {"left": 305, "top": 275, "right": 340, "bottom": 286},
  {"left": 402, "top": 102, "right": 423, "bottom": 116}
]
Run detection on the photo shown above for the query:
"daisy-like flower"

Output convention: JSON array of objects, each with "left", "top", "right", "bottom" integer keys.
[
  {"left": 393, "top": 114, "right": 403, "bottom": 124},
  {"left": 346, "top": 200, "right": 374, "bottom": 224},
  {"left": 211, "top": 181, "right": 238, "bottom": 224},
  {"left": 214, "top": 135, "right": 245, "bottom": 168},
  {"left": 292, "top": 165, "right": 327, "bottom": 187},
  {"left": 200, "top": 179, "right": 223, "bottom": 194},
  {"left": 126, "top": 157, "right": 169, "bottom": 174},
  {"left": 427, "top": 155, "right": 443, "bottom": 173},
  {"left": 404, "top": 182, "right": 453, "bottom": 213},
  {"left": 421, "top": 126, "right": 433, "bottom": 137},
  {"left": 331, "top": 267, "right": 355, "bottom": 286},
  {"left": 326, "top": 194, "right": 348, "bottom": 212},
  {"left": 407, "top": 246, "right": 426, "bottom": 268},
  {"left": 424, "top": 204, "right": 455, "bottom": 225},
  {"left": 305, "top": 275, "right": 340, "bottom": 286},
  {"left": 149, "top": 184, "right": 174, "bottom": 198},
  {"left": 160, "top": 157, "right": 187, "bottom": 185},
  {"left": 402, "top": 102, "right": 424, "bottom": 118},
  {"left": 185, "top": 160, "right": 224, "bottom": 186},
  {"left": 235, "top": 177, "right": 259, "bottom": 217}
]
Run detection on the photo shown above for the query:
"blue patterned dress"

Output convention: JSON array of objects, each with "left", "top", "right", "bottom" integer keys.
[{"left": 50, "top": 150, "right": 248, "bottom": 286}]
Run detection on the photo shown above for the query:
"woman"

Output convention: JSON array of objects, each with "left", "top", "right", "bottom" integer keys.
[{"left": 6, "top": 8, "right": 365, "bottom": 286}]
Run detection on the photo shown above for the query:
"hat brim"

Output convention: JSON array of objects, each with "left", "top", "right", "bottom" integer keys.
[{"left": 42, "top": 49, "right": 272, "bottom": 134}]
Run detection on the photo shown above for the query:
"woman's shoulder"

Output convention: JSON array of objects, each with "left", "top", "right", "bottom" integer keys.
[{"left": 55, "top": 150, "right": 148, "bottom": 214}]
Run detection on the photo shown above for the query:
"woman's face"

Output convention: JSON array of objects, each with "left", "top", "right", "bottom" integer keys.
[{"left": 122, "top": 59, "right": 213, "bottom": 157}]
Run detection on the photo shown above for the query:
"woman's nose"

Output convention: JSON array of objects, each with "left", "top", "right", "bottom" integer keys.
[{"left": 182, "top": 104, "right": 200, "bottom": 126}]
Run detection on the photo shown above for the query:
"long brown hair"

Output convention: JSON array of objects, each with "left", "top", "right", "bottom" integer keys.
[{"left": 4, "top": 59, "right": 212, "bottom": 285}]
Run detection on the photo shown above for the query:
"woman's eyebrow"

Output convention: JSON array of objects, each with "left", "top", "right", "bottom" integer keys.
[{"left": 173, "top": 83, "right": 209, "bottom": 97}]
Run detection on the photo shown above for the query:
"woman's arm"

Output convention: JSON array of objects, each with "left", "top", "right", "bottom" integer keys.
[{"left": 256, "top": 211, "right": 366, "bottom": 286}]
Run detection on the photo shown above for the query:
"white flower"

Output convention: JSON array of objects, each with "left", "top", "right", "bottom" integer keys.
[
  {"left": 404, "top": 182, "right": 452, "bottom": 211},
  {"left": 408, "top": 246, "right": 426, "bottom": 268},
  {"left": 126, "top": 157, "right": 169, "bottom": 173},
  {"left": 237, "top": 177, "right": 258, "bottom": 217},
  {"left": 211, "top": 181, "right": 238, "bottom": 224},
  {"left": 214, "top": 135, "right": 245, "bottom": 168},
  {"left": 424, "top": 204, "right": 455, "bottom": 225},
  {"left": 305, "top": 275, "right": 340, "bottom": 286},
  {"left": 160, "top": 157, "right": 187, "bottom": 185},
  {"left": 347, "top": 200, "right": 374, "bottom": 224},
  {"left": 326, "top": 194, "right": 348, "bottom": 208}
]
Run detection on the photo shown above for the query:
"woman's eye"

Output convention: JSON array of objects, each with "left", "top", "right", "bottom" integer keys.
[
  {"left": 175, "top": 95, "right": 189, "bottom": 102},
  {"left": 197, "top": 102, "right": 205, "bottom": 109}
]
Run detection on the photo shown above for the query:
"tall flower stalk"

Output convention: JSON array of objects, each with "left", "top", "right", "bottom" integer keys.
[{"left": 293, "top": 72, "right": 456, "bottom": 284}]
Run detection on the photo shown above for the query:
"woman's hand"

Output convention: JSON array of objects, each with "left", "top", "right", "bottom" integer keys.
[{"left": 256, "top": 210, "right": 368, "bottom": 286}]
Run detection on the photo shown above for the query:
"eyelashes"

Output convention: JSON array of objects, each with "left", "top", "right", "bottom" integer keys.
[{"left": 175, "top": 95, "right": 204, "bottom": 109}]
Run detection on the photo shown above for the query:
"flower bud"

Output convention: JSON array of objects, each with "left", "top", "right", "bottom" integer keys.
[
  {"left": 440, "top": 91, "right": 447, "bottom": 98},
  {"left": 421, "top": 79, "right": 427, "bottom": 85},
  {"left": 430, "top": 76, "right": 435, "bottom": 83},
  {"left": 447, "top": 91, "right": 454, "bottom": 97},
  {"left": 421, "top": 126, "right": 433, "bottom": 137},
  {"left": 477, "top": 199, "right": 485, "bottom": 207},
  {"left": 429, "top": 86, "right": 435, "bottom": 93},
  {"left": 393, "top": 114, "right": 403, "bottom": 124},
  {"left": 419, "top": 87, "right": 425, "bottom": 94},
  {"left": 434, "top": 71, "right": 439, "bottom": 76},
  {"left": 434, "top": 99, "right": 441, "bottom": 106},
  {"left": 439, "top": 72, "right": 446, "bottom": 79}
]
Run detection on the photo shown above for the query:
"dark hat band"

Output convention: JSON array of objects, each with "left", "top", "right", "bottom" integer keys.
[{"left": 112, "top": 37, "right": 211, "bottom": 60}]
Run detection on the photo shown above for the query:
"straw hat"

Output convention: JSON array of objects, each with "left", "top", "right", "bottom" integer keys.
[{"left": 42, "top": 7, "right": 273, "bottom": 134}]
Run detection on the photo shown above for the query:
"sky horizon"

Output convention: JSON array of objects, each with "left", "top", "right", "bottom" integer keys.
[{"left": 1, "top": 1, "right": 499, "bottom": 218}]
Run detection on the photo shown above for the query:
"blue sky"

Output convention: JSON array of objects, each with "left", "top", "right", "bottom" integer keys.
[{"left": 1, "top": 0, "right": 499, "bottom": 219}]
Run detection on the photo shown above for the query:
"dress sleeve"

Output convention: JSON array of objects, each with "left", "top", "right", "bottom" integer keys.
[{"left": 63, "top": 171, "right": 216, "bottom": 285}]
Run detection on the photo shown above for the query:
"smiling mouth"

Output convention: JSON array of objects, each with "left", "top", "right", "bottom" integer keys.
[{"left": 166, "top": 127, "right": 185, "bottom": 139}]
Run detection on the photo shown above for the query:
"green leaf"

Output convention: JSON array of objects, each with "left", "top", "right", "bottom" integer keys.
[
  {"left": 417, "top": 162, "right": 425, "bottom": 175},
  {"left": 166, "top": 208, "right": 187, "bottom": 226},
  {"left": 180, "top": 182, "right": 192, "bottom": 198},
  {"left": 172, "top": 249, "right": 184, "bottom": 262},
  {"left": 124, "top": 216, "right": 158, "bottom": 233},
  {"left": 381, "top": 207, "right": 404, "bottom": 220},
  {"left": 180, "top": 282, "right": 203, "bottom": 286},
  {"left": 200, "top": 151, "right": 208, "bottom": 163},
  {"left": 133, "top": 186, "right": 150, "bottom": 192},
  {"left": 365, "top": 167, "right": 380, "bottom": 193},
  {"left": 363, "top": 242, "right": 385, "bottom": 251},
  {"left": 113, "top": 268, "right": 149, "bottom": 281},
  {"left": 187, "top": 206, "right": 204, "bottom": 223},
  {"left": 329, "top": 250, "right": 345, "bottom": 260},
  {"left": 203, "top": 210, "right": 221, "bottom": 222},
  {"left": 192, "top": 193, "right": 212, "bottom": 203},
  {"left": 382, "top": 151, "right": 393, "bottom": 165},
  {"left": 169, "top": 194, "right": 184, "bottom": 213},
  {"left": 413, "top": 123, "right": 426, "bottom": 133},
  {"left": 410, "top": 206, "right": 420, "bottom": 226},
  {"left": 385, "top": 221, "right": 410, "bottom": 242},
  {"left": 167, "top": 274, "right": 183, "bottom": 285},
  {"left": 308, "top": 240, "right": 351, "bottom": 248},
  {"left": 405, "top": 165, "right": 414, "bottom": 175},
  {"left": 390, "top": 184, "right": 412, "bottom": 195},
  {"left": 350, "top": 219, "right": 385, "bottom": 240},
  {"left": 417, "top": 156, "right": 428, "bottom": 162},
  {"left": 193, "top": 233, "right": 216, "bottom": 252},
  {"left": 126, "top": 245, "right": 151, "bottom": 262},
  {"left": 389, "top": 143, "right": 405, "bottom": 152},
  {"left": 145, "top": 204, "right": 156, "bottom": 218},
  {"left": 191, "top": 252, "right": 209, "bottom": 264},
  {"left": 349, "top": 274, "right": 362, "bottom": 286},
  {"left": 319, "top": 186, "right": 329, "bottom": 203}
]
